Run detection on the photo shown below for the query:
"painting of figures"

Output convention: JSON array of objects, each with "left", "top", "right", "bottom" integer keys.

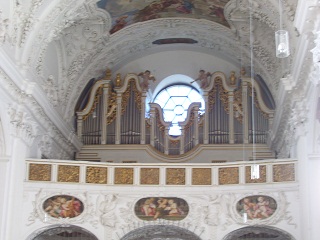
[
  {"left": 237, "top": 195, "right": 277, "bottom": 220},
  {"left": 97, "top": 0, "right": 231, "bottom": 34},
  {"left": 43, "top": 195, "right": 84, "bottom": 219},
  {"left": 135, "top": 197, "right": 189, "bottom": 221}
]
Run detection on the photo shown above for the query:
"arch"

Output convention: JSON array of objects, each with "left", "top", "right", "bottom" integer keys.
[
  {"left": 26, "top": 224, "right": 98, "bottom": 240},
  {"left": 152, "top": 74, "right": 198, "bottom": 100},
  {"left": 222, "top": 225, "right": 295, "bottom": 240},
  {"left": 121, "top": 225, "right": 202, "bottom": 240}
]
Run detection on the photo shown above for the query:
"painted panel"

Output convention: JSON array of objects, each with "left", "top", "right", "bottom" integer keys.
[
  {"left": 236, "top": 195, "right": 277, "bottom": 220},
  {"left": 135, "top": 197, "right": 188, "bottom": 221},
  {"left": 97, "top": 0, "right": 231, "bottom": 33},
  {"left": 43, "top": 195, "right": 84, "bottom": 218}
]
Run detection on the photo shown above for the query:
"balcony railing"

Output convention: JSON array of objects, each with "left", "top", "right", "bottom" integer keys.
[{"left": 26, "top": 159, "right": 296, "bottom": 186}]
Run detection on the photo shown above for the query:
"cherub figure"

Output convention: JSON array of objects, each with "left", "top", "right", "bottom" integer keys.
[
  {"left": 253, "top": 196, "right": 273, "bottom": 218},
  {"left": 138, "top": 70, "right": 156, "bottom": 90},
  {"left": 191, "top": 70, "right": 211, "bottom": 89}
]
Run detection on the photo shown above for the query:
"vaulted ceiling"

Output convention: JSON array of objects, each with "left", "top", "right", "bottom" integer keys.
[{"left": 1, "top": 0, "right": 318, "bottom": 158}]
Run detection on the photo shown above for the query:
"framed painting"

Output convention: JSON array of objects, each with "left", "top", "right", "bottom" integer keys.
[
  {"left": 43, "top": 195, "right": 84, "bottom": 219},
  {"left": 135, "top": 197, "right": 189, "bottom": 221},
  {"left": 236, "top": 195, "right": 277, "bottom": 220}
]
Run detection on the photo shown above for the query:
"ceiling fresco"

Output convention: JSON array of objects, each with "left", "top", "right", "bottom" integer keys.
[{"left": 97, "top": 0, "right": 231, "bottom": 34}]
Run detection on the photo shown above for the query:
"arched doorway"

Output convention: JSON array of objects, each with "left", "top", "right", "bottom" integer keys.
[
  {"left": 26, "top": 225, "right": 98, "bottom": 240},
  {"left": 121, "top": 225, "right": 202, "bottom": 240},
  {"left": 222, "top": 225, "right": 295, "bottom": 240}
]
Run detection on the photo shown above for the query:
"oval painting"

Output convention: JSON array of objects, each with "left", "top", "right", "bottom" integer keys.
[
  {"left": 236, "top": 195, "right": 277, "bottom": 220},
  {"left": 135, "top": 197, "right": 189, "bottom": 221},
  {"left": 43, "top": 195, "right": 84, "bottom": 218}
]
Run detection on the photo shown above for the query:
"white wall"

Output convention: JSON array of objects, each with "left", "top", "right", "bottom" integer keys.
[{"left": 22, "top": 181, "right": 299, "bottom": 240}]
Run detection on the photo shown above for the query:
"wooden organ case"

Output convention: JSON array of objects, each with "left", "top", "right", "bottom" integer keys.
[{"left": 76, "top": 71, "right": 274, "bottom": 157}]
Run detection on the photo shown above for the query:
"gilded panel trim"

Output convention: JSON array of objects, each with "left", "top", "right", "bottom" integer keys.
[
  {"left": 57, "top": 165, "right": 80, "bottom": 183},
  {"left": 192, "top": 168, "right": 211, "bottom": 185},
  {"left": 86, "top": 166, "right": 108, "bottom": 184},
  {"left": 140, "top": 168, "right": 160, "bottom": 185},
  {"left": 121, "top": 79, "right": 142, "bottom": 116},
  {"left": 273, "top": 163, "right": 295, "bottom": 182},
  {"left": 29, "top": 163, "right": 51, "bottom": 181},
  {"left": 219, "top": 167, "right": 239, "bottom": 185},
  {"left": 166, "top": 168, "right": 185, "bottom": 185},
  {"left": 245, "top": 165, "right": 267, "bottom": 183},
  {"left": 107, "top": 90, "right": 117, "bottom": 125},
  {"left": 234, "top": 85, "right": 243, "bottom": 123},
  {"left": 115, "top": 167, "right": 134, "bottom": 184}
]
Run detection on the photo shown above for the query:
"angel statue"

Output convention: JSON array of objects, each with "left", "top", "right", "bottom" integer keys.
[
  {"left": 138, "top": 70, "right": 156, "bottom": 90},
  {"left": 191, "top": 70, "right": 211, "bottom": 89}
]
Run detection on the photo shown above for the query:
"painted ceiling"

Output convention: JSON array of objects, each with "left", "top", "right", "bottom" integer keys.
[{"left": 97, "top": 0, "right": 231, "bottom": 33}]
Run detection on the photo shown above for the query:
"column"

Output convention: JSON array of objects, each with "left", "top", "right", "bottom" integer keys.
[
  {"left": 228, "top": 92, "right": 235, "bottom": 144},
  {"left": 242, "top": 81, "right": 249, "bottom": 144},
  {"left": 101, "top": 83, "right": 109, "bottom": 144},
  {"left": 115, "top": 94, "right": 122, "bottom": 144},
  {"left": 77, "top": 116, "right": 83, "bottom": 140},
  {"left": 150, "top": 107, "right": 155, "bottom": 147},
  {"left": 164, "top": 126, "right": 169, "bottom": 155},
  {"left": 193, "top": 106, "right": 199, "bottom": 145},
  {"left": 203, "top": 92, "right": 209, "bottom": 144},
  {"left": 180, "top": 126, "right": 185, "bottom": 154},
  {"left": 140, "top": 92, "right": 147, "bottom": 144}
]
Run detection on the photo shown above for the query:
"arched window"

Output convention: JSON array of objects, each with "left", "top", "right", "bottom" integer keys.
[{"left": 153, "top": 84, "right": 205, "bottom": 136}]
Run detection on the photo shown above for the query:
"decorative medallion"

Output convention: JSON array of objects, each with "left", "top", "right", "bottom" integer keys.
[
  {"left": 43, "top": 195, "right": 84, "bottom": 218},
  {"left": 236, "top": 195, "right": 277, "bottom": 220},
  {"left": 135, "top": 197, "right": 189, "bottom": 221}
]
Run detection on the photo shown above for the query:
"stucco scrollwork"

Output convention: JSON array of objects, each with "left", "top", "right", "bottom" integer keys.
[
  {"left": 98, "top": 194, "right": 118, "bottom": 228},
  {"left": 8, "top": 106, "right": 38, "bottom": 146},
  {"left": 0, "top": 10, "right": 9, "bottom": 45},
  {"left": 42, "top": 75, "right": 59, "bottom": 107},
  {"left": 204, "top": 195, "right": 221, "bottom": 226},
  {"left": 38, "top": 134, "right": 53, "bottom": 159}
]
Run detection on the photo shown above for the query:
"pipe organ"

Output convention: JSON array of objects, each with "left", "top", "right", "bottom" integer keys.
[{"left": 76, "top": 71, "right": 274, "bottom": 156}]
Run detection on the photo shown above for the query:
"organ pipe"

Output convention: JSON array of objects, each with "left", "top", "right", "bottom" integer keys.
[{"left": 76, "top": 72, "right": 274, "bottom": 155}]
